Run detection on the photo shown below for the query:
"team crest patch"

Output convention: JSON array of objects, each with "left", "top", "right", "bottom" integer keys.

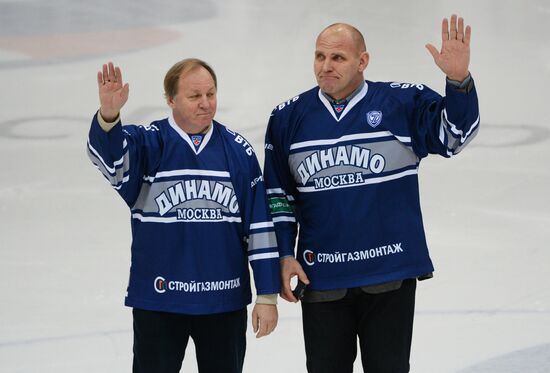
[
  {"left": 366, "top": 111, "right": 383, "bottom": 128},
  {"left": 191, "top": 135, "right": 203, "bottom": 146}
]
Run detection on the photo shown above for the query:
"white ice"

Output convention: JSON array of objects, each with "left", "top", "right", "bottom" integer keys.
[{"left": 0, "top": 1, "right": 549, "bottom": 372}]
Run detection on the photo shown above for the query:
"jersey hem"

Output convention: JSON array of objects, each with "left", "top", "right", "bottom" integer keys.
[
  {"left": 306, "top": 265, "right": 435, "bottom": 291},
  {"left": 125, "top": 296, "right": 252, "bottom": 315}
]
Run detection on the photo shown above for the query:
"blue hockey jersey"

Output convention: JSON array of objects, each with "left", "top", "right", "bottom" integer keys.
[
  {"left": 87, "top": 113, "right": 280, "bottom": 314},
  {"left": 264, "top": 80, "right": 479, "bottom": 290}
]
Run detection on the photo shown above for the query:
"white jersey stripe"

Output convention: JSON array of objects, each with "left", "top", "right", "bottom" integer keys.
[
  {"left": 112, "top": 175, "right": 130, "bottom": 190},
  {"left": 143, "top": 169, "right": 231, "bottom": 182},
  {"left": 249, "top": 252, "right": 279, "bottom": 261},
  {"left": 439, "top": 122, "right": 446, "bottom": 144},
  {"left": 266, "top": 188, "right": 294, "bottom": 201},
  {"left": 290, "top": 131, "right": 411, "bottom": 151},
  {"left": 250, "top": 222, "right": 275, "bottom": 230},
  {"left": 266, "top": 188, "right": 285, "bottom": 195},
  {"left": 87, "top": 140, "right": 125, "bottom": 175},
  {"left": 394, "top": 135, "right": 412, "bottom": 144},
  {"left": 113, "top": 140, "right": 127, "bottom": 167},
  {"left": 442, "top": 109, "right": 480, "bottom": 143},
  {"left": 273, "top": 216, "right": 296, "bottom": 223},
  {"left": 132, "top": 213, "right": 242, "bottom": 223}
]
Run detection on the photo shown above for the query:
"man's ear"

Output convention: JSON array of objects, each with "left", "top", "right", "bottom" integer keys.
[
  {"left": 358, "top": 52, "right": 370, "bottom": 73},
  {"left": 166, "top": 96, "right": 175, "bottom": 109}
]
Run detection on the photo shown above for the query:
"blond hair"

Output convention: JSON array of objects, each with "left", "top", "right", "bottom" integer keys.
[{"left": 164, "top": 58, "right": 217, "bottom": 99}]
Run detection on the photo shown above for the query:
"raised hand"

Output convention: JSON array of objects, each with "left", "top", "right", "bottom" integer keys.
[
  {"left": 426, "top": 14, "right": 471, "bottom": 81},
  {"left": 97, "top": 62, "right": 129, "bottom": 122}
]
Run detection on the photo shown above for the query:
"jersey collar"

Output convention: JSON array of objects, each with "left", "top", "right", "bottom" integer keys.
[
  {"left": 168, "top": 113, "right": 213, "bottom": 155},
  {"left": 318, "top": 81, "right": 368, "bottom": 122}
]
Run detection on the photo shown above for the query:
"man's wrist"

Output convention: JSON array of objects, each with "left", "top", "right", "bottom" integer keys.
[
  {"left": 256, "top": 294, "right": 278, "bottom": 305},
  {"left": 446, "top": 72, "right": 471, "bottom": 88},
  {"left": 97, "top": 109, "right": 120, "bottom": 132},
  {"left": 446, "top": 73, "right": 473, "bottom": 93}
]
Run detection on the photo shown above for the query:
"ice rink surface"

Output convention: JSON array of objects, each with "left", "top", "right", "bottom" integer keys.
[{"left": 1, "top": 0, "right": 549, "bottom": 372}]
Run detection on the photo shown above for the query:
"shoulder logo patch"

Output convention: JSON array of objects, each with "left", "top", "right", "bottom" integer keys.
[
  {"left": 366, "top": 111, "right": 383, "bottom": 128},
  {"left": 390, "top": 82, "right": 424, "bottom": 90},
  {"left": 277, "top": 95, "right": 300, "bottom": 111}
]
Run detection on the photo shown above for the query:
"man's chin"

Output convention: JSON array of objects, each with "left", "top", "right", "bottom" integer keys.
[
  {"left": 192, "top": 119, "right": 213, "bottom": 132},
  {"left": 194, "top": 117, "right": 213, "bottom": 126},
  {"left": 319, "top": 85, "right": 338, "bottom": 95}
]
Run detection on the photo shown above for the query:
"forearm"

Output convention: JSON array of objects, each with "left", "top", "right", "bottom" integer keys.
[{"left": 438, "top": 76, "right": 480, "bottom": 156}]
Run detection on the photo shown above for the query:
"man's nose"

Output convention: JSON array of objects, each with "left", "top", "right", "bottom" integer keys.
[
  {"left": 322, "top": 59, "right": 333, "bottom": 72},
  {"left": 198, "top": 95, "right": 210, "bottom": 109}
]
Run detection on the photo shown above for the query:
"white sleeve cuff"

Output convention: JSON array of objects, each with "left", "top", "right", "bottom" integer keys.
[
  {"left": 97, "top": 110, "right": 120, "bottom": 132},
  {"left": 255, "top": 294, "right": 278, "bottom": 305}
]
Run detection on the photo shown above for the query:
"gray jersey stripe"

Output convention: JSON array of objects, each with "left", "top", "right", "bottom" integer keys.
[
  {"left": 248, "top": 231, "right": 277, "bottom": 252},
  {"left": 441, "top": 109, "right": 480, "bottom": 143},
  {"left": 288, "top": 140, "right": 418, "bottom": 185},
  {"left": 440, "top": 121, "right": 479, "bottom": 154},
  {"left": 132, "top": 179, "right": 238, "bottom": 214},
  {"left": 87, "top": 140, "right": 125, "bottom": 174},
  {"left": 450, "top": 125, "right": 479, "bottom": 155},
  {"left": 87, "top": 147, "right": 129, "bottom": 186}
]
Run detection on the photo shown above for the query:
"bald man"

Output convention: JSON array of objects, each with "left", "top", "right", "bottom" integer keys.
[{"left": 263, "top": 16, "right": 479, "bottom": 373}]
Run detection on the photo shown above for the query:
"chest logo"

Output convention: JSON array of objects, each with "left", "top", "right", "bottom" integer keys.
[
  {"left": 367, "top": 111, "right": 383, "bottom": 128},
  {"left": 333, "top": 104, "right": 345, "bottom": 113},
  {"left": 191, "top": 135, "right": 203, "bottom": 146}
]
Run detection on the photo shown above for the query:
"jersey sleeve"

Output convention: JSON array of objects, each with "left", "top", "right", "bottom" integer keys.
[
  {"left": 409, "top": 78, "right": 480, "bottom": 158},
  {"left": 86, "top": 111, "right": 161, "bottom": 207},
  {"left": 263, "top": 110, "right": 299, "bottom": 258},
  {"left": 241, "top": 147, "right": 281, "bottom": 295}
]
